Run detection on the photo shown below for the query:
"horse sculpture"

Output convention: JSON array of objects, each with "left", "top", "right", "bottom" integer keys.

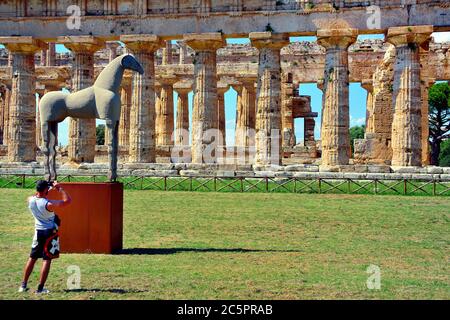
[{"left": 39, "top": 54, "right": 144, "bottom": 182}]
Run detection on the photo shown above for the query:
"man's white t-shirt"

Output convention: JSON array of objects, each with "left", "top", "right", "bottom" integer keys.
[{"left": 28, "top": 196, "right": 56, "bottom": 230}]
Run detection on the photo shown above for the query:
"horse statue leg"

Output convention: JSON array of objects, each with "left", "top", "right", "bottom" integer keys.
[
  {"left": 41, "top": 122, "right": 51, "bottom": 181},
  {"left": 106, "top": 119, "right": 119, "bottom": 182},
  {"left": 49, "top": 122, "right": 58, "bottom": 181}
]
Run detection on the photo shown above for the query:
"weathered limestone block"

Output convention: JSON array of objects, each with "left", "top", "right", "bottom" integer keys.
[
  {"left": 1, "top": 37, "right": 47, "bottom": 162},
  {"left": 58, "top": 36, "right": 104, "bottom": 163},
  {"left": 118, "top": 79, "right": 132, "bottom": 148},
  {"left": 234, "top": 84, "right": 244, "bottom": 145},
  {"left": 235, "top": 79, "right": 257, "bottom": 150},
  {"left": 250, "top": 32, "right": 289, "bottom": 166},
  {"left": 162, "top": 40, "right": 173, "bottom": 65},
  {"left": 121, "top": 35, "right": 163, "bottom": 163},
  {"left": 0, "top": 85, "right": 11, "bottom": 146},
  {"left": 281, "top": 73, "right": 296, "bottom": 148},
  {"left": 217, "top": 86, "right": 228, "bottom": 147},
  {"left": 184, "top": 33, "right": 225, "bottom": 163},
  {"left": 156, "top": 77, "right": 176, "bottom": 147},
  {"left": 174, "top": 87, "right": 190, "bottom": 146},
  {"left": 317, "top": 29, "right": 357, "bottom": 166},
  {"left": 387, "top": 26, "right": 432, "bottom": 167},
  {"left": 354, "top": 44, "right": 395, "bottom": 165}
]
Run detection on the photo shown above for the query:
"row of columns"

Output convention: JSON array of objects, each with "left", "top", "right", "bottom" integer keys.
[{"left": 0, "top": 25, "right": 434, "bottom": 167}]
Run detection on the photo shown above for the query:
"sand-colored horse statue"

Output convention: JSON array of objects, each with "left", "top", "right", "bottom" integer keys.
[{"left": 39, "top": 54, "right": 144, "bottom": 182}]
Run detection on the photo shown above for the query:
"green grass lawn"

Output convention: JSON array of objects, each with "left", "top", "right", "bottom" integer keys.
[{"left": 0, "top": 189, "right": 448, "bottom": 300}]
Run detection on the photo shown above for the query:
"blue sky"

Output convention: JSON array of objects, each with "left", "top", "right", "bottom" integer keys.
[{"left": 2, "top": 32, "right": 449, "bottom": 146}]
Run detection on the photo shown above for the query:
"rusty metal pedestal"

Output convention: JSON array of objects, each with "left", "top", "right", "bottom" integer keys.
[{"left": 48, "top": 182, "right": 123, "bottom": 254}]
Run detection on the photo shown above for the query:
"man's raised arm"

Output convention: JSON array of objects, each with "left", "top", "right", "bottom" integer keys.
[{"left": 46, "top": 182, "right": 72, "bottom": 211}]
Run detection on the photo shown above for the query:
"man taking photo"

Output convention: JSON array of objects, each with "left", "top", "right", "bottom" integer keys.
[{"left": 19, "top": 180, "right": 72, "bottom": 294}]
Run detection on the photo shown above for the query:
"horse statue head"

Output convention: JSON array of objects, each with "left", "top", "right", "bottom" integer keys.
[{"left": 120, "top": 54, "right": 144, "bottom": 75}]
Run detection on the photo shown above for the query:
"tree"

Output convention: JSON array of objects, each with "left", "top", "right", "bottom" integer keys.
[
  {"left": 96, "top": 124, "right": 105, "bottom": 146},
  {"left": 349, "top": 125, "right": 365, "bottom": 155},
  {"left": 429, "top": 82, "right": 450, "bottom": 165},
  {"left": 439, "top": 139, "right": 450, "bottom": 167}
]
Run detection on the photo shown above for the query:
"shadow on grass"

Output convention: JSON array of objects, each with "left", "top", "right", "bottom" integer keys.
[
  {"left": 64, "top": 288, "right": 146, "bottom": 294},
  {"left": 116, "top": 248, "right": 302, "bottom": 255}
]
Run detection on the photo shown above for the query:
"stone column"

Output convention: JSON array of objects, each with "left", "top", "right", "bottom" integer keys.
[
  {"left": 183, "top": 33, "right": 225, "bottom": 163},
  {"left": 236, "top": 79, "right": 257, "bottom": 149},
  {"left": 156, "top": 78, "right": 176, "bottom": 147},
  {"left": 106, "top": 41, "right": 120, "bottom": 63},
  {"left": 317, "top": 29, "right": 357, "bottom": 166},
  {"left": 0, "top": 86, "right": 10, "bottom": 145},
  {"left": 0, "top": 87, "right": 4, "bottom": 145},
  {"left": 1, "top": 86, "right": 11, "bottom": 146},
  {"left": 175, "top": 87, "right": 190, "bottom": 146},
  {"left": 59, "top": 36, "right": 104, "bottom": 163},
  {"left": 46, "top": 42, "right": 56, "bottom": 66},
  {"left": 217, "top": 86, "right": 228, "bottom": 147},
  {"left": 118, "top": 78, "right": 132, "bottom": 148},
  {"left": 1, "top": 37, "right": 47, "bottom": 162},
  {"left": 234, "top": 84, "right": 244, "bottom": 146},
  {"left": 162, "top": 41, "right": 173, "bottom": 65},
  {"left": 178, "top": 41, "right": 187, "bottom": 64},
  {"left": 40, "top": 49, "right": 47, "bottom": 66},
  {"left": 0, "top": 86, "right": 7, "bottom": 145},
  {"left": 249, "top": 32, "right": 289, "bottom": 166},
  {"left": 304, "top": 118, "right": 316, "bottom": 145},
  {"left": 281, "top": 73, "right": 296, "bottom": 148},
  {"left": 387, "top": 26, "right": 432, "bottom": 167},
  {"left": 361, "top": 79, "right": 374, "bottom": 134},
  {"left": 40, "top": 42, "right": 55, "bottom": 66},
  {"left": 121, "top": 35, "right": 163, "bottom": 163}
]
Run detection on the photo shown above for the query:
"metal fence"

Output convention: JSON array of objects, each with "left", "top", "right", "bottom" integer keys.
[{"left": 1, "top": 174, "right": 449, "bottom": 196}]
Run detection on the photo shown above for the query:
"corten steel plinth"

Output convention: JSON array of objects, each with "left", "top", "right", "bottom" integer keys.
[{"left": 48, "top": 182, "right": 123, "bottom": 254}]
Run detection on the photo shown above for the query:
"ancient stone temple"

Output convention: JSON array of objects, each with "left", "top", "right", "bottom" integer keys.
[{"left": 0, "top": 0, "right": 449, "bottom": 173}]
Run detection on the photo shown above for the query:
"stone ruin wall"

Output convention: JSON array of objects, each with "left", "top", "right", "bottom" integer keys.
[
  {"left": 1, "top": 39, "right": 449, "bottom": 167},
  {"left": 0, "top": 1, "right": 450, "bottom": 174}
]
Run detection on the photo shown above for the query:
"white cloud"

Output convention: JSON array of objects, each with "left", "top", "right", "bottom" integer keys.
[
  {"left": 350, "top": 116, "right": 366, "bottom": 127},
  {"left": 432, "top": 32, "right": 450, "bottom": 43}
]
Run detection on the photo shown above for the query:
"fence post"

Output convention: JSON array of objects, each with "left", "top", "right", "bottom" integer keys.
[
  {"left": 318, "top": 178, "right": 321, "bottom": 194},
  {"left": 22, "top": 175, "right": 25, "bottom": 188},
  {"left": 403, "top": 179, "right": 407, "bottom": 195}
]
